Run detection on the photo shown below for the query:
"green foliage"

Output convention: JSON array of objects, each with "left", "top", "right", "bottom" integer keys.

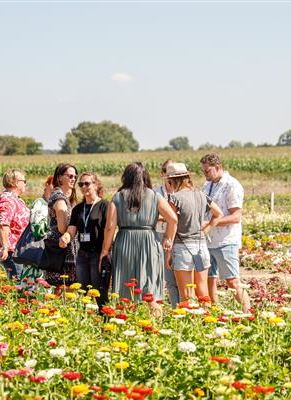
[
  {"left": 169, "top": 136, "right": 192, "bottom": 151},
  {"left": 227, "top": 140, "right": 243, "bottom": 148},
  {"left": 0, "top": 135, "right": 42, "bottom": 155},
  {"left": 59, "top": 121, "right": 139, "bottom": 154}
]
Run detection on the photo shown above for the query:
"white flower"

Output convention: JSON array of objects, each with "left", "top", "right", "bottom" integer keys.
[
  {"left": 37, "top": 368, "right": 62, "bottom": 379},
  {"left": 135, "top": 342, "right": 149, "bottom": 349},
  {"left": 95, "top": 351, "right": 111, "bottom": 360},
  {"left": 86, "top": 303, "right": 99, "bottom": 310},
  {"left": 230, "top": 355, "right": 242, "bottom": 364},
  {"left": 216, "top": 339, "right": 237, "bottom": 348},
  {"left": 238, "top": 283, "right": 250, "bottom": 289},
  {"left": 282, "top": 294, "right": 291, "bottom": 299},
  {"left": 216, "top": 290, "right": 227, "bottom": 297},
  {"left": 24, "top": 328, "right": 39, "bottom": 335},
  {"left": 178, "top": 341, "right": 197, "bottom": 353},
  {"left": 159, "top": 329, "right": 173, "bottom": 336},
  {"left": 228, "top": 288, "right": 237, "bottom": 293},
  {"left": 223, "top": 310, "right": 235, "bottom": 316},
  {"left": 192, "top": 308, "right": 206, "bottom": 315},
  {"left": 41, "top": 321, "right": 56, "bottom": 328},
  {"left": 214, "top": 327, "right": 229, "bottom": 338},
  {"left": 49, "top": 348, "right": 66, "bottom": 358},
  {"left": 24, "top": 359, "right": 37, "bottom": 368},
  {"left": 279, "top": 307, "right": 291, "bottom": 313},
  {"left": 109, "top": 318, "right": 125, "bottom": 325},
  {"left": 261, "top": 311, "right": 276, "bottom": 319},
  {"left": 123, "top": 329, "right": 137, "bottom": 337},
  {"left": 173, "top": 314, "right": 186, "bottom": 319}
]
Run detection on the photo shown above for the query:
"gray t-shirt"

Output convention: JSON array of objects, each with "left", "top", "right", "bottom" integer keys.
[{"left": 169, "top": 189, "right": 211, "bottom": 244}]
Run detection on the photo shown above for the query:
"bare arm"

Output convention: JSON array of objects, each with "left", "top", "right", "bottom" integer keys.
[
  {"left": 99, "top": 201, "right": 117, "bottom": 269},
  {"left": 158, "top": 197, "right": 178, "bottom": 251},
  {"left": 54, "top": 199, "right": 69, "bottom": 234},
  {"left": 0, "top": 225, "right": 10, "bottom": 261},
  {"left": 216, "top": 207, "right": 242, "bottom": 226},
  {"left": 59, "top": 225, "right": 77, "bottom": 248},
  {"left": 202, "top": 201, "right": 223, "bottom": 234}
]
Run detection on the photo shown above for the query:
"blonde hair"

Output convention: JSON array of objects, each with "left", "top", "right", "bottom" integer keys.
[
  {"left": 2, "top": 169, "right": 25, "bottom": 189},
  {"left": 167, "top": 175, "right": 193, "bottom": 192}
]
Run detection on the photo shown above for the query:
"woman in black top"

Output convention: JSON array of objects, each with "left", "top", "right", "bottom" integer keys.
[{"left": 59, "top": 172, "right": 109, "bottom": 306}]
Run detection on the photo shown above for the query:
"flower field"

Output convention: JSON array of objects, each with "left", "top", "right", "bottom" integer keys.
[{"left": 0, "top": 271, "right": 290, "bottom": 400}]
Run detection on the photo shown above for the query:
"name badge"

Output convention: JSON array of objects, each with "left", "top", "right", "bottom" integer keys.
[{"left": 80, "top": 233, "right": 90, "bottom": 242}]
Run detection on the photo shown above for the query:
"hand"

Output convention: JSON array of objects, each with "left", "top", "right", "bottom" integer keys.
[
  {"left": 165, "top": 252, "right": 173, "bottom": 270},
  {"left": 0, "top": 248, "right": 9, "bottom": 261},
  {"left": 162, "top": 238, "right": 173, "bottom": 252},
  {"left": 98, "top": 249, "right": 109, "bottom": 272},
  {"left": 59, "top": 234, "right": 69, "bottom": 248}
]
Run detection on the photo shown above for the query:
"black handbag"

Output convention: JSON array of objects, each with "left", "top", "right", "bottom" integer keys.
[
  {"left": 39, "top": 239, "right": 67, "bottom": 273},
  {"left": 13, "top": 224, "right": 45, "bottom": 266}
]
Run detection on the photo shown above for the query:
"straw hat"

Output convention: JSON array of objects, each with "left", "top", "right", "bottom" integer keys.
[{"left": 165, "top": 162, "right": 190, "bottom": 178}]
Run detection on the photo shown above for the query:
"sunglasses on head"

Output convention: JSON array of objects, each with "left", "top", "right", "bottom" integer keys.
[
  {"left": 63, "top": 174, "right": 77, "bottom": 180},
  {"left": 78, "top": 181, "right": 92, "bottom": 188}
]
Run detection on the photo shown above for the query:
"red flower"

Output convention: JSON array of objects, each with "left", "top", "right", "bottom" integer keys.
[
  {"left": 127, "top": 393, "right": 145, "bottom": 400},
  {"left": 124, "top": 282, "right": 136, "bottom": 288},
  {"left": 232, "top": 381, "right": 248, "bottom": 390},
  {"left": 210, "top": 356, "right": 231, "bottom": 364},
  {"left": 120, "top": 297, "right": 131, "bottom": 303},
  {"left": 18, "top": 346, "right": 25, "bottom": 356},
  {"left": 48, "top": 340, "right": 57, "bottom": 347},
  {"left": 134, "top": 288, "right": 142, "bottom": 294},
  {"left": 0, "top": 299, "right": 6, "bottom": 305},
  {"left": 62, "top": 371, "right": 82, "bottom": 380},
  {"left": 142, "top": 294, "right": 154, "bottom": 302},
  {"left": 248, "top": 315, "right": 256, "bottom": 321},
  {"left": 20, "top": 308, "right": 31, "bottom": 315},
  {"left": 2, "top": 370, "right": 19, "bottom": 379},
  {"left": 29, "top": 376, "right": 47, "bottom": 383},
  {"left": 156, "top": 300, "right": 163, "bottom": 304},
  {"left": 232, "top": 317, "right": 241, "bottom": 323},
  {"left": 18, "top": 298, "right": 26, "bottom": 304},
  {"left": 132, "top": 386, "right": 153, "bottom": 396},
  {"left": 110, "top": 385, "right": 129, "bottom": 393},
  {"left": 91, "top": 385, "right": 102, "bottom": 392},
  {"left": 116, "top": 304, "right": 125, "bottom": 310},
  {"left": 116, "top": 313, "right": 128, "bottom": 320},
  {"left": 218, "top": 316, "right": 229, "bottom": 323},
  {"left": 142, "top": 325, "right": 154, "bottom": 332},
  {"left": 101, "top": 306, "right": 116, "bottom": 316},
  {"left": 93, "top": 395, "right": 109, "bottom": 400},
  {"left": 252, "top": 386, "right": 275, "bottom": 394},
  {"left": 198, "top": 295, "right": 211, "bottom": 303}
]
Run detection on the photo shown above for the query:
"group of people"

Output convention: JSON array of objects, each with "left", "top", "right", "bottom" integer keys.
[{"left": 0, "top": 153, "right": 250, "bottom": 313}]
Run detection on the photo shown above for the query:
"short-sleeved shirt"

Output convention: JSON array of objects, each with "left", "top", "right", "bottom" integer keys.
[
  {"left": 0, "top": 190, "right": 30, "bottom": 251},
  {"left": 70, "top": 199, "right": 108, "bottom": 252},
  {"left": 169, "top": 189, "right": 211, "bottom": 244},
  {"left": 202, "top": 171, "right": 244, "bottom": 248}
]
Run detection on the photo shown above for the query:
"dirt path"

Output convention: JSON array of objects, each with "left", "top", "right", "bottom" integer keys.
[{"left": 240, "top": 267, "right": 291, "bottom": 285}]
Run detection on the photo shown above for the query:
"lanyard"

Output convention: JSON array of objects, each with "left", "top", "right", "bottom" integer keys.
[{"left": 82, "top": 199, "right": 98, "bottom": 233}]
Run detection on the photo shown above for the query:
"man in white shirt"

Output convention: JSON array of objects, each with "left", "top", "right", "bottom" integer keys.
[{"left": 200, "top": 153, "right": 250, "bottom": 312}]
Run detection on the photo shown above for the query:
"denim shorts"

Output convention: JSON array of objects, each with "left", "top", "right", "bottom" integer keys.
[
  {"left": 172, "top": 242, "right": 211, "bottom": 272},
  {"left": 208, "top": 245, "right": 240, "bottom": 280}
]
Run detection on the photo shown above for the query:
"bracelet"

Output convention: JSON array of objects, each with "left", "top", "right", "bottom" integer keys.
[{"left": 1, "top": 245, "right": 8, "bottom": 251}]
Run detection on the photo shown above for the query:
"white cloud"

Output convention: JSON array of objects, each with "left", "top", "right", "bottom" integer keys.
[{"left": 111, "top": 73, "right": 133, "bottom": 83}]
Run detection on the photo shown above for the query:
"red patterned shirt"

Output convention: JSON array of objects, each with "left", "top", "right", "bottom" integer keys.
[{"left": 0, "top": 191, "right": 30, "bottom": 251}]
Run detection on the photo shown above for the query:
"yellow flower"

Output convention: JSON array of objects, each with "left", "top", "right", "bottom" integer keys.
[
  {"left": 45, "top": 293, "right": 57, "bottom": 300},
  {"left": 110, "top": 292, "right": 119, "bottom": 299},
  {"left": 70, "top": 282, "right": 82, "bottom": 290},
  {"left": 283, "top": 382, "right": 291, "bottom": 389},
  {"left": 65, "top": 292, "right": 76, "bottom": 300},
  {"left": 71, "top": 384, "right": 90, "bottom": 397},
  {"left": 186, "top": 283, "right": 196, "bottom": 288},
  {"left": 193, "top": 388, "right": 205, "bottom": 397},
  {"left": 112, "top": 341, "right": 129, "bottom": 352},
  {"left": 138, "top": 319, "right": 152, "bottom": 327},
  {"left": 103, "top": 323, "right": 116, "bottom": 332},
  {"left": 269, "top": 316, "right": 284, "bottom": 325},
  {"left": 37, "top": 317, "right": 50, "bottom": 324},
  {"left": 173, "top": 308, "right": 187, "bottom": 315},
  {"left": 56, "top": 317, "right": 68, "bottom": 325},
  {"left": 38, "top": 308, "right": 50, "bottom": 315},
  {"left": 204, "top": 316, "right": 218, "bottom": 323},
  {"left": 219, "top": 375, "right": 234, "bottom": 385},
  {"left": 81, "top": 296, "right": 91, "bottom": 304},
  {"left": 6, "top": 321, "right": 25, "bottom": 330},
  {"left": 211, "top": 305, "right": 221, "bottom": 312},
  {"left": 115, "top": 361, "right": 129, "bottom": 369},
  {"left": 99, "top": 346, "right": 111, "bottom": 352},
  {"left": 87, "top": 289, "right": 100, "bottom": 297},
  {"left": 60, "top": 274, "right": 69, "bottom": 279}
]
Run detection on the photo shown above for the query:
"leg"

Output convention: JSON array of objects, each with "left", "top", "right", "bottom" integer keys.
[
  {"left": 76, "top": 251, "right": 90, "bottom": 289},
  {"left": 164, "top": 267, "right": 180, "bottom": 308},
  {"left": 226, "top": 278, "right": 251, "bottom": 313},
  {"left": 2, "top": 252, "right": 21, "bottom": 280},
  {"left": 194, "top": 269, "right": 209, "bottom": 299},
  {"left": 174, "top": 270, "right": 195, "bottom": 301},
  {"left": 207, "top": 250, "right": 219, "bottom": 303}
]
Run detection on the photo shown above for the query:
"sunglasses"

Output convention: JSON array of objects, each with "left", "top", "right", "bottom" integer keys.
[
  {"left": 78, "top": 181, "right": 92, "bottom": 188},
  {"left": 18, "top": 179, "right": 27, "bottom": 184},
  {"left": 63, "top": 174, "right": 77, "bottom": 180}
]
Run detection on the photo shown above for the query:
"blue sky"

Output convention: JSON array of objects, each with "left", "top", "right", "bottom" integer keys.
[{"left": 0, "top": 2, "right": 290, "bottom": 150}]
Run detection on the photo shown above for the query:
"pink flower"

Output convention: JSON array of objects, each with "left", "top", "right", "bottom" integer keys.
[{"left": 0, "top": 342, "right": 9, "bottom": 357}]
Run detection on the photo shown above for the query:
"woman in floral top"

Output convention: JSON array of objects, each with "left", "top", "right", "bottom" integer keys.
[
  {"left": 0, "top": 169, "right": 30, "bottom": 279},
  {"left": 44, "top": 163, "right": 78, "bottom": 287}
]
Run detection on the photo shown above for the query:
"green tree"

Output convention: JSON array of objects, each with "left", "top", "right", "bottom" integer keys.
[
  {"left": 243, "top": 142, "right": 256, "bottom": 148},
  {"left": 277, "top": 129, "right": 291, "bottom": 146},
  {"left": 60, "top": 121, "right": 139, "bottom": 154},
  {"left": 227, "top": 140, "right": 242, "bottom": 148},
  {"left": 0, "top": 135, "right": 42, "bottom": 155},
  {"left": 198, "top": 142, "right": 217, "bottom": 150},
  {"left": 169, "top": 136, "right": 192, "bottom": 151}
]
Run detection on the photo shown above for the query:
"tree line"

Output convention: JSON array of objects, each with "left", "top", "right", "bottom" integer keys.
[{"left": 0, "top": 122, "right": 290, "bottom": 155}]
